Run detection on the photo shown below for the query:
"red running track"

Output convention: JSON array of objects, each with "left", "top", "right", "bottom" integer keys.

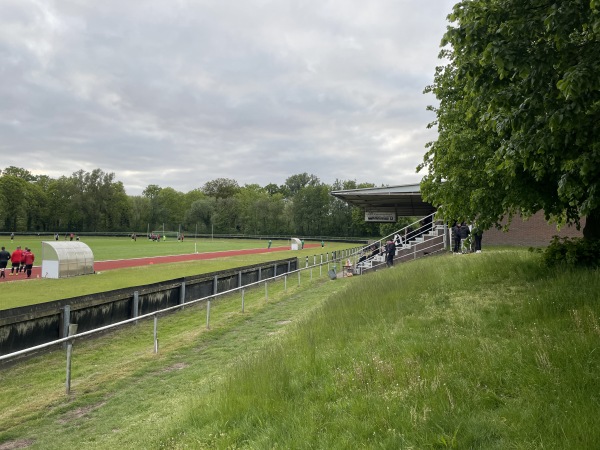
[{"left": 0, "top": 244, "right": 322, "bottom": 283}]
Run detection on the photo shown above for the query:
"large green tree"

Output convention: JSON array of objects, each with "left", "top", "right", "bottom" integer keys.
[{"left": 419, "top": 0, "right": 600, "bottom": 239}]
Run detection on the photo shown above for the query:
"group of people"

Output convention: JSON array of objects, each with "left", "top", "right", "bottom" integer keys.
[
  {"left": 0, "top": 245, "right": 35, "bottom": 278},
  {"left": 451, "top": 222, "right": 483, "bottom": 254}
]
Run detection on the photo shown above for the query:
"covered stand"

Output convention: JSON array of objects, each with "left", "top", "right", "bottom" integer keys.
[{"left": 41, "top": 241, "right": 95, "bottom": 279}]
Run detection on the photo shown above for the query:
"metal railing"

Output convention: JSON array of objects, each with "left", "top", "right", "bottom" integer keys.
[
  {"left": 0, "top": 246, "right": 363, "bottom": 393},
  {"left": 353, "top": 213, "right": 447, "bottom": 272}
]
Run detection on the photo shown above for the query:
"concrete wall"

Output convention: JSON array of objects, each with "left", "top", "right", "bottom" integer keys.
[{"left": 0, "top": 258, "right": 298, "bottom": 356}]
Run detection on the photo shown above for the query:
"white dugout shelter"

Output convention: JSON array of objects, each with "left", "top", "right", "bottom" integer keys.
[{"left": 41, "top": 241, "right": 95, "bottom": 279}]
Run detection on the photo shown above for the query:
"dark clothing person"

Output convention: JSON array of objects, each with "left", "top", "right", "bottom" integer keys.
[
  {"left": 0, "top": 246, "right": 10, "bottom": 278},
  {"left": 472, "top": 225, "right": 483, "bottom": 252},
  {"left": 385, "top": 240, "right": 396, "bottom": 267},
  {"left": 452, "top": 223, "right": 461, "bottom": 253}
]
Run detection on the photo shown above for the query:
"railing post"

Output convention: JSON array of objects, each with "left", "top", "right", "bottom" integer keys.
[
  {"left": 284, "top": 275, "right": 287, "bottom": 291},
  {"left": 258, "top": 267, "right": 262, "bottom": 282},
  {"left": 153, "top": 314, "right": 158, "bottom": 353},
  {"left": 238, "top": 271, "right": 242, "bottom": 288},
  {"left": 133, "top": 291, "right": 139, "bottom": 324},
  {"left": 298, "top": 270, "right": 301, "bottom": 286},
  {"left": 179, "top": 281, "right": 186, "bottom": 307},
  {"left": 206, "top": 300, "right": 211, "bottom": 329},
  {"left": 61, "top": 305, "right": 71, "bottom": 348},
  {"left": 265, "top": 281, "right": 268, "bottom": 302},
  {"left": 241, "top": 289, "right": 245, "bottom": 313},
  {"left": 65, "top": 340, "right": 73, "bottom": 395}
]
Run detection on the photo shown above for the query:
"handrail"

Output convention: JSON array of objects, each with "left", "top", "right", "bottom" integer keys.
[{"left": 0, "top": 246, "right": 363, "bottom": 363}]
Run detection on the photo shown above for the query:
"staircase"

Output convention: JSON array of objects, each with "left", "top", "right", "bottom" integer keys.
[{"left": 354, "top": 213, "right": 448, "bottom": 273}]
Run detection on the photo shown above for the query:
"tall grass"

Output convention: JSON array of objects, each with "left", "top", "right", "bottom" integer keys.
[
  {"left": 1, "top": 249, "right": 599, "bottom": 448},
  {"left": 164, "top": 250, "right": 600, "bottom": 449}
]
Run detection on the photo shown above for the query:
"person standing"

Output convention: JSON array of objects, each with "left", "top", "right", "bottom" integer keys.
[
  {"left": 321, "top": 240, "right": 325, "bottom": 248},
  {"left": 385, "top": 240, "right": 396, "bottom": 267},
  {"left": 10, "top": 232, "right": 14, "bottom": 242},
  {"left": 22, "top": 247, "right": 35, "bottom": 278},
  {"left": 0, "top": 246, "right": 11, "bottom": 278},
  {"left": 472, "top": 224, "right": 484, "bottom": 253},
  {"left": 268, "top": 239, "right": 272, "bottom": 249},
  {"left": 301, "top": 239, "right": 305, "bottom": 249},
  {"left": 452, "top": 222, "right": 461, "bottom": 253},
  {"left": 10, "top": 246, "right": 22, "bottom": 275},
  {"left": 19, "top": 248, "right": 27, "bottom": 272}
]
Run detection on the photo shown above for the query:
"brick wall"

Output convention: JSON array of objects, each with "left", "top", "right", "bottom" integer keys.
[{"left": 483, "top": 211, "right": 585, "bottom": 247}]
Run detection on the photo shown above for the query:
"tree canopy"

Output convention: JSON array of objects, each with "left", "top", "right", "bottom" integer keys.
[{"left": 419, "top": 0, "right": 600, "bottom": 239}]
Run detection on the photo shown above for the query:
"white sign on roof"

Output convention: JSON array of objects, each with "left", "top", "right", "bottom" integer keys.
[{"left": 365, "top": 211, "right": 397, "bottom": 222}]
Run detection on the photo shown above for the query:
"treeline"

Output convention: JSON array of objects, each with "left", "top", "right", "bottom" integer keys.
[{"left": 0, "top": 167, "right": 403, "bottom": 238}]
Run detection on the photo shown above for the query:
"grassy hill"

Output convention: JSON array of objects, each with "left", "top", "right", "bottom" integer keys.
[{"left": 1, "top": 249, "right": 599, "bottom": 448}]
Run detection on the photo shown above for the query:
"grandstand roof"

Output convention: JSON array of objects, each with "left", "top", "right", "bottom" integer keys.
[{"left": 330, "top": 183, "right": 436, "bottom": 217}]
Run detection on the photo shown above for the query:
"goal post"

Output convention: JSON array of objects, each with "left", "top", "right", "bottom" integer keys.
[{"left": 149, "top": 230, "right": 181, "bottom": 240}]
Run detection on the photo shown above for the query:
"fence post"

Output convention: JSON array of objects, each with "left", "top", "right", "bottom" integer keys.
[
  {"left": 238, "top": 271, "right": 242, "bottom": 288},
  {"left": 61, "top": 305, "right": 71, "bottom": 348},
  {"left": 213, "top": 276, "right": 218, "bottom": 295},
  {"left": 206, "top": 300, "right": 211, "bottom": 329},
  {"left": 298, "top": 270, "right": 301, "bottom": 286},
  {"left": 65, "top": 340, "right": 73, "bottom": 395},
  {"left": 305, "top": 256, "right": 308, "bottom": 268},
  {"left": 265, "top": 281, "right": 268, "bottom": 302},
  {"left": 153, "top": 314, "right": 158, "bottom": 353},
  {"left": 179, "top": 281, "right": 186, "bottom": 307},
  {"left": 241, "top": 289, "right": 245, "bottom": 313},
  {"left": 284, "top": 275, "right": 287, "bottom": 291},
  {"left": 133, "top": 291, "right": 139, "bottom": 324},
  {"left": 274, "top": 263, "right": 277, "bottom": 278},
  {"left": 258, "top": 267, "right": 262, "bottom": 282}
]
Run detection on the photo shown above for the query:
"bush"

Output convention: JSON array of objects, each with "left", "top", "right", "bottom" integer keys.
[{"left": 541, "top": 236, "right": 600, "bottom": 268}]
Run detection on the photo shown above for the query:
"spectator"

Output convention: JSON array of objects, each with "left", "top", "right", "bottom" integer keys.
[
  {"left": 19, "top": 246, "right": 27, "bottom": 272},
  {"left": 10, "top": 246, "right": 23, "bottom": 275},
  {"left": 22, "top": 247, "right": 35, "bottom": 278},
  {"left": 472, "top": 224, "right": 484, "bottom": 253},
  {"left": 0, "top": 246, "right": 10, "bottom": 278},
  {"left": 385, "top": 240, "right": 396, "bottom": 267},
  {"left": 452, "top": 222, "right": 461, "bottom": 253}
]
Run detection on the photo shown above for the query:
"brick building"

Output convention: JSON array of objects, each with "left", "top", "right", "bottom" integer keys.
[{"left": 483, "top": 212, "right": 585, "bottom": 247}]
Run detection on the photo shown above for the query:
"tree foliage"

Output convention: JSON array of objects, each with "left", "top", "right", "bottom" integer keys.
[
  {"left": 419, "top": 0, "right": 600, "bottom": 239},
  {"left": 0, "top": 167, "right": 389, "bottom": 238}
]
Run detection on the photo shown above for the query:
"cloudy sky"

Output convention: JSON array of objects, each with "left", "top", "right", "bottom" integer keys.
[{"left": 1, "top": 0, "right": 456, "bottom": 196}]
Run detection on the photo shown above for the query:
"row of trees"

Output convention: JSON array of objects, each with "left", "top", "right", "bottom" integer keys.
[{"left": 0, "top": 167, "right": 393, "bottom": 238}]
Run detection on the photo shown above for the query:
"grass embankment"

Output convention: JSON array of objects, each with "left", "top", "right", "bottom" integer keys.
[
  {"left": 1, "top": 249, "right": 599, "bottom": 448},
  {"left": 0, "top": 237, "right": 349, "bottom": 310}
]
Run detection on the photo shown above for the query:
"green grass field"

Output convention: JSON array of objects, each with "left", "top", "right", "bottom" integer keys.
[
  {"left": 0, "top": 237, "right": 355, "bottom": 310},
  {"left": 1, "top": 248, "right": 599, "bottom": 448}
]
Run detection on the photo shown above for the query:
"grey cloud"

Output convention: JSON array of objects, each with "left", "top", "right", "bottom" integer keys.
[{"left": 0, "top": 0, "right": 456, "bottom": 194}]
